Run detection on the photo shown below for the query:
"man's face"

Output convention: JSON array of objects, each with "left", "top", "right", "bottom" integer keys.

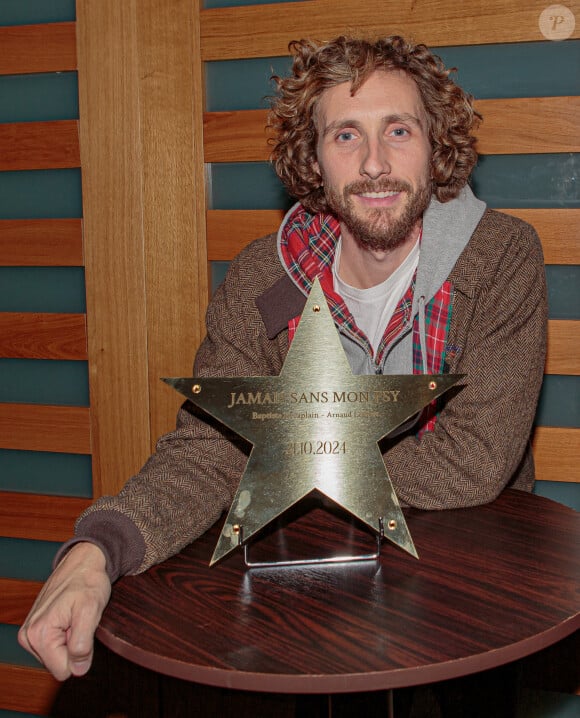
[{"left": 314, "top": 70, "right": 433, "bottom": 253}]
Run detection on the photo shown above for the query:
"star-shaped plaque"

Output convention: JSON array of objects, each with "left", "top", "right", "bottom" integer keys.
[{"left": 164, "top": 278, "right": 460, "bottom": 565}]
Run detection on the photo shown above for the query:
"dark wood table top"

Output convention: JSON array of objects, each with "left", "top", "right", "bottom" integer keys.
[{"left": 97, "top": 490, "right": 579, "bottom": 694}]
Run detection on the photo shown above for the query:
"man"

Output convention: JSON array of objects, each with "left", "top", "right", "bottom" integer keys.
[{"left": 19, "top": 35, "right": 547, "bottom": 686}]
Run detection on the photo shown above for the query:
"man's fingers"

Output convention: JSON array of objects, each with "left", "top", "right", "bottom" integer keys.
[
  {"left": 69, "top": 655, "right": 93, "bottom": 677},
  {"left": 20, "top": 621, "right": 74, "bottom": 681},
  {"left": 17, "top": 625, "right": 43, "bottom": 665},
  {"left": 44, "top": 645, "right": 75, "bottom": 682},
  {"left": 65, "top": 605, "right": 101, "bottom": 676},
  {"left": 19, "top": 611, "right": 96, "bottom": 680}
]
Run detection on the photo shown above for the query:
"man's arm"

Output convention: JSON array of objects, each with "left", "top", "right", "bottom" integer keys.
[
  {"left": 71, "top": 235, "right": 288, "bottom": 577},
  {"left": 385, "top": 213, "right": 547, "bottom": 508},
  {"left": 19, "top": 235, "right": 287, "bottom": 677}
]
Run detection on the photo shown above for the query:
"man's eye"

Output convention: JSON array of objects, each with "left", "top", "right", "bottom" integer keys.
[
  {"left": 337, "top": 131, "right": 356, "bottom": 142},
  {"left": 391, "top": 127, "right": 409, "bottom": 137}
]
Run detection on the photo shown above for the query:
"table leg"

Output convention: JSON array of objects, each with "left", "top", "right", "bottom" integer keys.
[{"left": 387, "top": 688, "right": 394, "bottom": 718}]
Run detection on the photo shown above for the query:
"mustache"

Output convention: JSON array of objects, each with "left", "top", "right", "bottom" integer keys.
[{"left": 344, "top": 179, "right": 412, "bottom": 195}]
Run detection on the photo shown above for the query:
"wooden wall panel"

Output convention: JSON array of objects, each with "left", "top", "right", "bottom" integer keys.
[
  {"left": 76, "top": 0, "right": 210, "bottom": 494},
  {"left": 136, "top": 0, "right": 209, "bottom": 448},
  {"left": 206, "top": 209, "right": 580, "bottom": 266},
  {"left": 200, "top": 0, "right": 580, "bottom": 60},
  {"left": 502, "top": 209, "right": 580, "bottom": 265},
  {"left": 0, "top": 219, "right": 83, "bottom": 266},
  {"left": 76, "top": 0, "right": 153, "bottom": 495},
  {"left": 475, "top": 97, "right": 580, "bottom": 155},
  {"left": 0, "top": 492, "right": 91, "bottom": 541},
  {"left": 0, "top": 120, "right": 80, "bottom": 171},
  {"left": 206, "top": 209, "right": 285, "bottom": 260},
  {"left": 0, "top": 312, "right": 87, "bottom": 360},
  {"left": 0, "top": 578, "right": 43, "bottom": 625},
  {"left": 547, "top": 320, "right": 580, "bottom": 376},
  {"left": 203, "top": 109, "right": 270, "bottom": 162},
  {"left": 533, "top": 427, "right": 580, "bottom": 482},
  {"left": 0, "top": 22, "right": 77, "bottom": 75},
  {"left": 0, "top": 663, "right": 60, "bottom": 715},
  {"left": 203, "top": 98, "right": 580, "bottom": 163},
  {"left": 0, "top": 403, "right": 91, "bottom": 454}
]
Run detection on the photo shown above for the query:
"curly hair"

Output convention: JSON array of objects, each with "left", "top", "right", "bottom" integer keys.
[{"left": 269, "top": 36, "right": 481, "bottom": 212}]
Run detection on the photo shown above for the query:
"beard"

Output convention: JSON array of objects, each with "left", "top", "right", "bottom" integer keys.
[{"left": 324, "top": 178, "right": 432, "bottom": 253}]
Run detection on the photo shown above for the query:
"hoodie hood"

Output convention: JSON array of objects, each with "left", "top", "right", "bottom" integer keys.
[{"left": 413, "top": 186, "right": 486, "bottom": 317}]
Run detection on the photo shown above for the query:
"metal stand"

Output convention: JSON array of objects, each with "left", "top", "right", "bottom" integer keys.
[{"left": 237, "top": 518, "right": 385, "bottom": 569}]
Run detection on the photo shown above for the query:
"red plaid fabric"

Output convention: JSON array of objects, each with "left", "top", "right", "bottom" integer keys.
[
  {"left": 280, "top": 204, "right": 453, "bottom": 433},
  {"left": 281, "top": 206, "right": 372, "bottom": 352},
  {"left": 413, "top": 282, "right": 453, "bottom": 374},
  {"left": 413, "top": 281, "right": 453, "bottom": 434}
]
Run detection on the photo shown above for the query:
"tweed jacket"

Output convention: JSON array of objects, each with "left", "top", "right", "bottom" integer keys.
[{"left": 72, "top": 208, "right": 547, "bottom": 580}]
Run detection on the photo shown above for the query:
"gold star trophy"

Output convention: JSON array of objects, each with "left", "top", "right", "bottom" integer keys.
[{"left": 164, "top": 278, "right": 460, "bottom": 566}]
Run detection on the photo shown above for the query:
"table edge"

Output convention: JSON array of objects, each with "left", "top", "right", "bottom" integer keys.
[{"left": 96, "top": 614, "right": 580, "bottom": 694}]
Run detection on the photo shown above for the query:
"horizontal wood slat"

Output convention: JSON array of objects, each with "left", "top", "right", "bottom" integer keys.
[
  {"left": 475, "top": 97, "right": 580, "bottom": 155},
  {"left": 203, "top": 109, "right": 269, "bottom": 163},
  {"left": 0, "top": 219, "right": 84, "bottom": 266},
  {"left": 0, "top": 120, "right": 80, "bottom": 171},
  {"left": 0, "top": 22, "right": 77, "bottom": 75},
  {"left": 0, "top": 312, "right": 87, "bottom": 360},
  {"left": 0, "top": 403, "right": 91, "bottom": 454},
  {"left": 0, "top": 578, "right": 43, "bottom": 624},
  {"left": 200, "top": 0, "right": 580, "bottom": 61},
  {"left": 533, "top": 427, "right": 580, "bottom": 483},
  {"left": 547, "top": 320, "right": 580, "bottom": 376},
  {"left": 207, "top": 209, "right": 285, "bottom": 260},
  {"left": 501, "top": 209, "right": 580, "bottom": 265},
  {"left": 0, "top": 491, "right": 90, "bottom": 541},
  {"left": 207, "top": 209, "right": 579, "bottom": 265},
  {"left": 0, "top": 663, "right": 60, "bottom": 714},
  {"left": 203, "top": 98, "right": 579, "bottom": 163}
]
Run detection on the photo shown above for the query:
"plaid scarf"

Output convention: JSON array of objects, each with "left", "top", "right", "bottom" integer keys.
[{"left": 279, "top": 203, "right": 453, "bottom": 432}]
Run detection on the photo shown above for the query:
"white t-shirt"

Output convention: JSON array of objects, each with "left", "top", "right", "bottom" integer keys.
[{"left": 332, "top": 238, "right": 420, "bottom": 354}]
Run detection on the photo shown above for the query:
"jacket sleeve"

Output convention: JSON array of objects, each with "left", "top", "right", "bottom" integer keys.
[
  {"left": 71, "top": 238, "right": 287, "bottom": 579},
  {"left": 384, "top": 216, "right": 548, "bottom": 509}
]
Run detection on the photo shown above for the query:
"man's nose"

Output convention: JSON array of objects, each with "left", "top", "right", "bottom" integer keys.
[{"left": 360, "top": 137, "right": 391, "bottom": 180}]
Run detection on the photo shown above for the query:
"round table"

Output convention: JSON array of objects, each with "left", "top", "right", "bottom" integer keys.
[{"left": 97, "top": 490, "right": 579, "bottom": 694}]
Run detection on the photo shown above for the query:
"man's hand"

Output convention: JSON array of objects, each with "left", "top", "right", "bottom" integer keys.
[{"left": 18, "top": 542, "right": 111, "bottom": 681}]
